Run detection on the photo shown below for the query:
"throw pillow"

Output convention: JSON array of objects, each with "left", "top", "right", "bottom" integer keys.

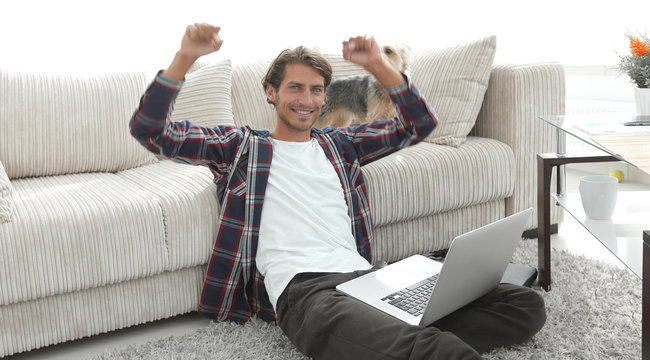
[
  {"left": 410, "top": 35, "right": 497, "bottom": 147},
  {"left": 231, "top": 59, "right": 276, "bottom": 130},
  {"left": 171, "top": 60, "right": 235, "bottom": 128},
  {"left": 0, "top": 161, "right": 13, "bottom": 223}
]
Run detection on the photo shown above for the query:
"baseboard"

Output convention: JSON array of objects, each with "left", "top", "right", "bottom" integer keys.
[{"left": 522, "top": 224, "right": 558, "bottom": 240}]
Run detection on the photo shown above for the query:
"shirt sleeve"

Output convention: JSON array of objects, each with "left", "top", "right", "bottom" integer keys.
[
  {"left": 339, "top": 75, "right": 438, "bottom": 166},
  {"left": 129, "top": 71, "right": 242, "bottom": 174}
]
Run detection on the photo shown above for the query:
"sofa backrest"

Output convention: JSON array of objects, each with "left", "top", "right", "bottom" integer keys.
[
  {"left": 1, "top": 35, "right": 496, "bottom": 179},
  {"left": 0, "top": 60, "right": 234, "bottom": 180},
  {"left": 0, "top": 69, "right": 157, "bottom": 179},
  {"left": 231, "top": 36, "right": 496, "bottom": 148}
]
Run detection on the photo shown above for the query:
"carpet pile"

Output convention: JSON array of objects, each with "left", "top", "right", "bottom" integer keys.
[{"left": 87, "top": 239, "right": 642, "bottom": 359}]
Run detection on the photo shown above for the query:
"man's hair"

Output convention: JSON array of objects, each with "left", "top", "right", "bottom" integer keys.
[{"left": 261, "top": 46, "right": 332, "bottom": 104}]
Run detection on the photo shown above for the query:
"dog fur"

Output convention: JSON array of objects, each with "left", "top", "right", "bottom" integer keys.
[{"left": 314, "top": 45, "right": 411, "bottom": 128}]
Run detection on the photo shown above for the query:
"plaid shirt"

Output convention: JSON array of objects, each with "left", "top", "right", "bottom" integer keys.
[{"left": 130, "top": 72, "right": 437, "bottom": 324}]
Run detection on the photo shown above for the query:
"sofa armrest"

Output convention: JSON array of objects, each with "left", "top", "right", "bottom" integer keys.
[
  {"left": 0, "top": 160, "right": 14, "bottom": 223},
  {"left": 471, "top": 63, "right": 565, "bottom": 230}
]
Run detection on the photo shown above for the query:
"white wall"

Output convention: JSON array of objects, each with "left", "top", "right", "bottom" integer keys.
[{"left": 1, "top": 0, "right": 648, "bottom": 99}]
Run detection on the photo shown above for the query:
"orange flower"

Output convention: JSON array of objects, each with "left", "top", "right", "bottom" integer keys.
[{"left": 630, "top": 37, "right": 648, "bottom": 57}]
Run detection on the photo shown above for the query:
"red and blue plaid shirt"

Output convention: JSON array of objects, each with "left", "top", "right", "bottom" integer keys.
[{"left": 130, "top": 72, "right": 437, "bottom": 324}]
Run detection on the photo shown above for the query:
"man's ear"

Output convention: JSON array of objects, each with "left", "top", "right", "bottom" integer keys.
[{"left": 265, "top": 84, "right": 276, "bottom": 106}]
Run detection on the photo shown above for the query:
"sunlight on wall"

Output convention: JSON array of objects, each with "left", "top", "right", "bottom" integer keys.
[{"left": 0, "top": 0, "right": 648, "bottom": 75}]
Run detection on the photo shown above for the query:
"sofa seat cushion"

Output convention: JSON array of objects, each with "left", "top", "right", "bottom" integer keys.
[
  {"left": 0, "top": 173, "right": 168, "bottom": 306},
  {"left": 116, "top": 160, "right": 220, "bottom": 270},
  {"left": 0, "top": 160, "right": 223, "bottom": 306},
  {"left": 363, "top": 136, "right": 515, "bottom": 227}
]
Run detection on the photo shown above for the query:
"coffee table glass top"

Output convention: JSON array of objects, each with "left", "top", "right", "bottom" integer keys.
[
  {"left": 541, "top": 114, "right": 650, "bottom": 173},
  {"left": 540, "top": 114, "right": 650, "bottom": 278}
]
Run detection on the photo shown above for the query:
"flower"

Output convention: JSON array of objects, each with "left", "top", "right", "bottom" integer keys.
[
  {"left": 630, "top": 37, "right": 648, "bottom": 57},
  {"left": 617, "top": 33, "right": 650, "bottom": 88}
]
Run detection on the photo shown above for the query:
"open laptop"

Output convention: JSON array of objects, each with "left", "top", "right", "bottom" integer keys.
[{"left": 336, "top": 208, "right": 533, "bottom": 326}]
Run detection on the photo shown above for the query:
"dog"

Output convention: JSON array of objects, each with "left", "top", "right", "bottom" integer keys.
[{"left": 314, "top": 44, "right": 411, "bottom": 128}]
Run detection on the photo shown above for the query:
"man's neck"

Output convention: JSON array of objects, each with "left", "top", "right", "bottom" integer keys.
[{"left": 270, "top": 129, "right": 312, "bottom": 142}]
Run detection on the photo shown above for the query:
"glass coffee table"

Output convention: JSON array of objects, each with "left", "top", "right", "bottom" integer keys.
[{"left": 538, "top": 113, "right": 650, "bottom": 358}]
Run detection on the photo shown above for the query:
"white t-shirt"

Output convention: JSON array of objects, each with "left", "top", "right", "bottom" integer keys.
[{"left": 256, "top": 138, "right": 373, "bottom": 310}]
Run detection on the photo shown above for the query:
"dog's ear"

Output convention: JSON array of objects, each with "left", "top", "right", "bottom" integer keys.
[{"left": 398, "top": 44, "right": 412, "bottom": 72}]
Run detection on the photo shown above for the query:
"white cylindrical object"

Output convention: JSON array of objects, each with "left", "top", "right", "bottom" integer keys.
[
  {"left": 579, "top": 175, "right": 618, "bottom": 220},
  {"left": 634, "top": 87, "right": 650, "bottom": 115}
]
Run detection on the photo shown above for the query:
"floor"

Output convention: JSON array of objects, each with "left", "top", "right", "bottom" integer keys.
[{"left": 5, "top": 165, "right": 648, "bottom": 360}]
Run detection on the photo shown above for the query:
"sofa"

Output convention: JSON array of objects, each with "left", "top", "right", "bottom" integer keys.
[{"left": 0, "top": 35, "right": 564, "bottom": 356}]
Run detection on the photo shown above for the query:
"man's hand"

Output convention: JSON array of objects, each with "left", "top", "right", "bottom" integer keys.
[
  {"left": 179, "top": 23, "right": 223, "bottom": 60},
  {"left": 342, "top": 35, "right": 383, "bottom": 70},
  {"left": 342, "top": 35, "right": 404, "bottom": 88},
  {"left": 164, "top": 23, "right": 223, "bottom": 81}
]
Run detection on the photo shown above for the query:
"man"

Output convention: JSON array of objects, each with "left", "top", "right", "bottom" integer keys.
[{"left": 130, "top": 23, "right": 546, "bottom": 359}]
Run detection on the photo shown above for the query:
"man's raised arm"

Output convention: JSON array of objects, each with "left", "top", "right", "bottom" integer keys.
[
  {"left": 129, "top": 24, "right": 240, "bottom": 172},
  {"left": 342, "top": 35, "right": 404, "bottom": 88},
  {"left": 339, "top": 35, "right": 438, "bottom": 165}
]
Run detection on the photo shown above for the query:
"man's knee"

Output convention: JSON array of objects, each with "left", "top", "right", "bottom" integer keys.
[
  {"left": 504, "top": 284, "right": 546, "bottom": 338},
  {"left": 410, "top": 329, "right": 483, "bottom": 360},
  {"left": 521, "top": 287, "right": 546, "bottom": 335}
]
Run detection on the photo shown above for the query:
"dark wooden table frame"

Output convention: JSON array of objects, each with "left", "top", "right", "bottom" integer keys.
[{"left": 537, "top": 153, "right": 650, "bottom": 359}]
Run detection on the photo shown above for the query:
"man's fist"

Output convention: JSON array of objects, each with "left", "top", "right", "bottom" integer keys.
[
  {"left": 164, "top": 23, "right": 223, "bottom": 81},
  {"left": 342, "top": 35, "right": 382, "bottom": 69},
  {"left": 342, "top": 35, "right": 404, "bottom": 88},
  {"left": 179, "top": 23, "right": 223, "bottom": 60}
]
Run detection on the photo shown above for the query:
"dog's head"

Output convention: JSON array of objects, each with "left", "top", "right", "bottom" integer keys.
[{"left": 381, "top": 44, "right": 411, "bottom": 73}]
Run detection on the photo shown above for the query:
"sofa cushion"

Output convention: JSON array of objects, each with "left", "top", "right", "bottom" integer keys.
[
  {"left": 373, "top": 200, "right": 506, "bottom": 263},
  {"left": 0, "top": 173, "right": 167, "bottom": 306},
  {"left": 170, "top": 60, "right": 235, "bottom": 128},
  {"left": 0, "top": 59, "right": 233, "bottom": 179},
  {"left": 410, "top": 36, "right": 497, "bottom": 147},
  {"left": 117, "top": 160, "right": 220, "bottom": 270},
  {"left": 0, "top": 69, "right": 157, "bottom": 179},
  {"left": 231, "top": 60, "right": 275, "bottom": 130},
  {"left": 362, "top": 136, "right": 514, "bottom": 227},
  {"left": 0, "top": 161, "right": 13, "bottom": 223}
]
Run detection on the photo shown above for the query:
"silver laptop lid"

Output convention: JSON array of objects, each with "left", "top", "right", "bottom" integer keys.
[{"left": 419, "top": 208, "right": 533, "bottom": 325}]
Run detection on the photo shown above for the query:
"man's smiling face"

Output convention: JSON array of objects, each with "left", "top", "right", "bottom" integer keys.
[{"left": 266, "top": 63, "right": 325, "bottom": 139}]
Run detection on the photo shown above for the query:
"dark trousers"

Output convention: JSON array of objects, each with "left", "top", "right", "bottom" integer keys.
[{"left": 276, "top": 270, "right": 546, "bottom": 360}]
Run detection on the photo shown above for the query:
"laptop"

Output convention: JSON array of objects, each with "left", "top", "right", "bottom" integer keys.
[{"left": 336, "top": 208, "right": 533, "bottom": 326}]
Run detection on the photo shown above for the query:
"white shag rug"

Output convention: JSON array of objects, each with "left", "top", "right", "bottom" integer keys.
[{"left": 87, "top": 239, "right": 642, "bottom": 359}]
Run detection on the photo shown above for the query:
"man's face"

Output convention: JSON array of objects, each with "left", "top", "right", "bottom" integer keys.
[{"left": 266, "top": 63, "right": 326, "bottom": 134}]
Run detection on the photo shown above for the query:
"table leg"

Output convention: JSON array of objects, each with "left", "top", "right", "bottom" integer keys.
[
  {"left": 641, "top": 231, "right": 650, "bottom": 360},
  {"left": 535, "top": 153, "right": 618, "bottom": 292},
  {"left": 537, "top": 155, "right": 554, "bottom": 291}
]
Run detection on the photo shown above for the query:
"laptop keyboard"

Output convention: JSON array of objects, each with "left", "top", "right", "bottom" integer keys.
[{"left": 380, "top": 274, "right": 439, "bottom": 317}]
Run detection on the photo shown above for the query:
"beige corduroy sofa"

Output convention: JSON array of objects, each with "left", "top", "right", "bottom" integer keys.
[{"left": 0, "top": 36, "right": 564, "bottom": 356}]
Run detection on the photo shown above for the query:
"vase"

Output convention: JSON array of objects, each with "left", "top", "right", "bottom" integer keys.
[{"left": 634, "top": 87, "right": 650, "bottom": 115}]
